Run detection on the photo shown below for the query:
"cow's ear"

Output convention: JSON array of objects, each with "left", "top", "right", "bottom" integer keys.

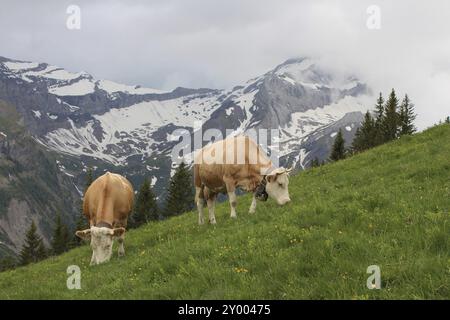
[
  {"left": 75, "top": 229, "right": 91, "bottom": 240},
  {"left": 112, "top": 227, "right": 126, "bottom": 238}
]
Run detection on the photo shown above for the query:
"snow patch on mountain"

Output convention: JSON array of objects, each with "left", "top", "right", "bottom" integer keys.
[
  {"left": 273, "top": 58, "right": 362, "bottom": 91},
  {"left": 292, "top": 148, "right": 309, "bottom": 169},
  {"left": 96, "top": 93, "right": 220, "bottom": 131},
  {"left": 32, "top": 110, "right": 42, "bottom": 119},
  {"left": 3, "top": 61, "right": 39, "bottom": 71},
  {"left": 97, "top": 79, "right": 167, "bottom": 95},
  {"left": 20, "top": 66, "right": 62, "bottom": 82},
  {"left": 280, "top": 95, "right": 370, "bottom": 143},
  {"left": 1, "top": 58, "right": 167, "bottom": 98},
  {"left": 49, "top": 78, "right": 95, "bottom": 96},
  {"left": 228, "top": 88, "right": 259, "bottom": 135},
  {"left": 43, "top": 91, "right": 223, "bottom": 163},
  {"left": 276, "top": 94, "right": 371, "bottom": 165},
  {"left": 274, "top": 58, "right": 326, "bottom": 89},
  {"left": 45, "top": 69, "right": 87, "bottom": 81}
]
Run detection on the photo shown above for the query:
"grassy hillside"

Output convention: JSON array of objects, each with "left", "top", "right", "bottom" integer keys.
[{"left": 0, "top": 124, "right": 449, "bottom": 299}]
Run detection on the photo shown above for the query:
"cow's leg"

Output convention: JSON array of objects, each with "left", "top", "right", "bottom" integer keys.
[
  {"left": 117, "top": 233, "right": 125, "bottom": 257},
  {"left": 195, "top": 186, "right": 205, "bottom": 225},
  {"left": 224, "top": 177, "right": 237, "bottom": 218},
  {"left": 90, "top": 252, "right": 96, "bottom": 266},
  {"left": 228, "top": 191, "right": 237, "bottom": 218},
  {"left": 249, "top": 193, "right": 257, "bottom": 214},
  {"left": 207, "top": 193, "right": 217, "bottom": 224}
]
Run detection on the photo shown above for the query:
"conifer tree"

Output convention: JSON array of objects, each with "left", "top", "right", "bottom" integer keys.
[
  {"left": 399, "top": 94, "right": 416, "bottom": 136},
  {"left": 73, "top": 167, "right": 94, "bottom": 246},
  {"left": 352, "top": 111, "right": 376, "bottom": 152},
  {"left": 374, "top": 93, "right": 384, "bottom": 121},
  {"left": 51, "top": 215, "right": 70, "bottom": 255},
  {"left": 310, "top": 157, "right": 320, "bottom": 168},
  {"left": 37, "top": 240, "right": 47, "bottom": 259},
  {"left": 374, "top": 92, "right": 386, "bottom": 145},
  {"left": 130, "top": 178, "right": 159, "bottom": 228},
  {"left": 19, "top": 221, "right": 47, "bottom": 265},
  {"left": 0, "top": 256, "right": 17, "bottom": 272},
  {"left": 384, "top": 89, "right": 400, "bottom": 141},
  {"left": 446, "top": 116, "right": 450, "bottom": 124},
  {"left": 330, "top": 129, "right": 346, "bottom": 161},
  {"left": 71, "top": 213, "right": 88, "bottom": 247},
  {"left": 164, "top": 162, "right": 194, "bottom": 217},
  {"left": 352, "top": 127, "right": 362, "bottom": 153}
]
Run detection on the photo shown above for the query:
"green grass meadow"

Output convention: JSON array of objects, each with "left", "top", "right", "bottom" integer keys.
[{"left": 0, "top": 124, "right": 449, "bottom": 299}]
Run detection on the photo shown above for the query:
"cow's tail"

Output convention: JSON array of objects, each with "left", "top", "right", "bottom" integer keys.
[
  {"left": 193, "top": 164, "right": 201, "bottom": 188},
  {"left": 96, "top": 177, "right": 109, "bottom": 222},
  {"left": 194, "top": 164, "right": 205, "bottom": 205}
]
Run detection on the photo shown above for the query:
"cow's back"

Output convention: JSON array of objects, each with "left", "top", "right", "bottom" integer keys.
[
  {"left": 83, "top": 172, "right": 134, "bottom": 226},
  {"left": 194, "top": 136, "right": 272, "bottom": 192}
]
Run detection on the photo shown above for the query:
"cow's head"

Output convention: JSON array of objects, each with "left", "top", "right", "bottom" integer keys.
[
  {"left": 75, "top": 226, "right": 125, "bottom": 265},
  {"left": 265, "top": 167, "right": 292, "bottom": 205}
]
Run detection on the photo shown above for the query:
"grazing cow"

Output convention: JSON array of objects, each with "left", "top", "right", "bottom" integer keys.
[
  {"left": 76, "top": 172, "right": 134, "bottom": 265},
  {"left": 194, "top": 135, "right": 291, "bottom": 225}
]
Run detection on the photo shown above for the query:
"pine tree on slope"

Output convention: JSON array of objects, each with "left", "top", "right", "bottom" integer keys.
[
  {"left": 399, "top": 94, "right": 416, "bottom": 136},
  {"left": 310, "top": 157, "right": 321, "bottom": 168},
  {"left": 0, "top": 256, "right": 17, "bottom": 272},
  {"left": 164, "top": 162, "right": 194, "bottom": 217},
  {"left": 71, "top": 213, "right": 88, "bottom": 247},
  {"left": 73, "top": 167, "right": 94, "bottom": 246},
  {"left": 330, "top": 129, "right": 346, "bottom": 161},
  {"left": 383, "top": 89, "right": 400, "bottom": 142},
  {"left": 51, "top": 215, "right": 70, "bottom": 255},
  {"left": 352, "top": 111, "right": 376, "bottom": 153},
  {"left": 131, "top": 178, "right": 159, "bottom": 228},
  {"left": 19, "top": 221, "right": 47, "bottom": 265},
  {"left": 374, "top": 92, "right": 386, "bottom": 146}
]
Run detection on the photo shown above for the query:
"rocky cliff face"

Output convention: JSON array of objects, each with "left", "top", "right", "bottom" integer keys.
[
  {"left": 0, "top": 56, "right": 372, "bottom": 255},
  {"left": 0, "top": 100, "right": 80, "bottom": 257}
]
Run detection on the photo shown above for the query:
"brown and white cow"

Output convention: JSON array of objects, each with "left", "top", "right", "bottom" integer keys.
[
  {"left": 75, "top": 172, "right": 134, "bottom": 265},
  {"left": 194, "top": 135, "right": 291, "bottom": 225}
]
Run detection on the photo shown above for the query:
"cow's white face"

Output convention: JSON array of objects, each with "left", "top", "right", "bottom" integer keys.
[
  {"left": 265, "top": 168, "right": 291, "bottom": 206},
  {"left": 75, "top": 227, "right": 125, "bottom": 265}
]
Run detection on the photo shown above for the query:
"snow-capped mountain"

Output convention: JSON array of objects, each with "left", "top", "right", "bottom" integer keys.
[
  {"left": 0, "top": 54, "right": 373, "bottom": 178},
  {"left": 0, "top": 55, "right": 373, "bottom": 195},
  {"left": 0, "top": 56, "right": 370, "bottom": 166}
]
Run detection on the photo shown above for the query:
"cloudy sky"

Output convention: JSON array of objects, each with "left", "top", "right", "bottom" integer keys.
[{"left": 1, "top": 0, "right": 449, "bottom": 129}]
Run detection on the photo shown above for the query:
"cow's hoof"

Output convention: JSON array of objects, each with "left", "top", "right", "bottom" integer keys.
[
  {"left": 198, "top": 219, "right": 205, "bottom": 225},
  {"left": 230, "top": 215, "right": 237, "bottom": 219},
  {"left": 209, "top": 219, "right": 216, "bottom": 224},
  {"left": 248, "top": 209, "right": 256, "bottom": 214},
  {"left": 118, "top": 251, "right": 125, "bottom": 257}
]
